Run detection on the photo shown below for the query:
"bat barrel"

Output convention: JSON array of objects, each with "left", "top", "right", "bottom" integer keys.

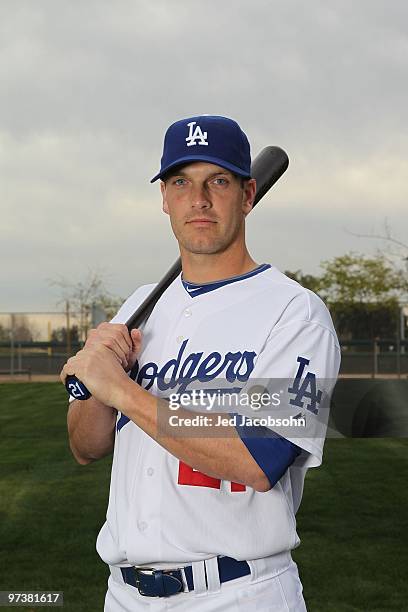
[{"left": 252, "top": 146, "right": 289, "bottom": 207}]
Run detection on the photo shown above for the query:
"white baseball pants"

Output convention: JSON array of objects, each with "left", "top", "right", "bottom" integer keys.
[{"left": 104, "top": 556, "right": 307, "bottom": 611}]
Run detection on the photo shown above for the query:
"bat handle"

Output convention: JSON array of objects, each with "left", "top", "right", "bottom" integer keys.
[{"left": 65, "top": 375, "right": 92, "bottom": 401}]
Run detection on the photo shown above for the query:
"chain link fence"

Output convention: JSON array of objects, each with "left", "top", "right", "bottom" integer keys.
[
  {"left": 340, "top": 339, "right": 408, "bottom": 376},
  {"left": 0, "top": 310, "right": 407, "bottom": 378},
  {"left": 0, "top": 306, "right": 108, "bottom": 378}
]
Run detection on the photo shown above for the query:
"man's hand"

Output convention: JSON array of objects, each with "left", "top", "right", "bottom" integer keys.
[
  {"left": 61, "top": 344, "right": 133, "bottom": 408},
  {"left": 84, "top": 323, "right": 141, "bottom": 371}
]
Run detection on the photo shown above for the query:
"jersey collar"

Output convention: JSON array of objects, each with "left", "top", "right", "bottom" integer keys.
[{"left": 181, "top": 263, "right": 271, "bottom": 298}]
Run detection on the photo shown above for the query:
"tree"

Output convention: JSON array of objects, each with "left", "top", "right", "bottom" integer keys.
[
  {"left": 49, "top": 270, "right": 123, "bottom": 342},
  {"left": 51, "top": 325, "right": 80, "bottom": 345},
  {"left": 284, "top": 270, "right": 323, "bottom": 296},
  {"left": 11, "top": 314, "right": 40, "bottom": 342},
  {"left": 286, "top": 253, "right": 408, "bottom": 340},
  {"left": 318, "top": 252, "right": 408, "bottom": 340},
  {"left": 319, "top": 252, "right": 407, "bottom": 305},
  {"left": 347, "top": 219, "right": 408, "bottom": 276},
  {"left": 0, "top": 323, "right": 10, "bottom": 342}
]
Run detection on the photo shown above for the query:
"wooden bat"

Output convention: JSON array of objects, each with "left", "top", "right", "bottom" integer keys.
[{"left": 65, "top": 146, "right": 289, "bottom": 400}]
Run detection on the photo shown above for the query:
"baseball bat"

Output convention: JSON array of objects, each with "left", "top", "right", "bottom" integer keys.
[{"left": 65, "top": 146, "right": 289, "bottom": 400}]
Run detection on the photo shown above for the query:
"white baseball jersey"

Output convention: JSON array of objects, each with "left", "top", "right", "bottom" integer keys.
[{"left": 95, "top": 264, "right": 340, "bottom": 567}]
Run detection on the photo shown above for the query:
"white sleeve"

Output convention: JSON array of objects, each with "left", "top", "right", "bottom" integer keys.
[
  {"left": 109, "top": 283, "right": 157, "bottom": 324},
  {"left": 240, "top": 319, "right": 341, "bottom": 469}
]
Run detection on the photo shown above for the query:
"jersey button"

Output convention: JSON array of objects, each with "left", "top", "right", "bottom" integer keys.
[
  {"left": 147, "top": 467, "right": 154, "bottom": 476},
  {"left": 184, "top": 308, "right": 192, "bottom": 317},
  {"left": 138, "top": 521, "right": 148, "bottom": 531}
]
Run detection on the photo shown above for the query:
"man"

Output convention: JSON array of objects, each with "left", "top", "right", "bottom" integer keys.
[{"left": 62, "top": 115, "right": 341, "bottom": 611}]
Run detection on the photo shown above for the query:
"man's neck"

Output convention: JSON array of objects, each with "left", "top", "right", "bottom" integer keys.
[{"left": 181, "top": 250, "right": 259, "bottom": 284}]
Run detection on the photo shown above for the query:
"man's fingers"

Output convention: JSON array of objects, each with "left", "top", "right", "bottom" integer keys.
[
  {"left": 86, "top": 323, "right": 133, "bottom": 368},
  {"left": 125, "top": 329, "right": 142, "bottom": 371},
  {"left": 88, "top": 323, "right": 132, "bottom": 352},
  {"left": 94, "top": 322, "right": 132, "bottom": 347},
  {"left": 60, "top": 352, "right": 83, "bottom": 383},
  {"left": 82, "top": 324, "right": 141, "bottom": 371},
  {"left": 90, "top": 335, "right": 129, "bottom": 367},
  {"left": 108, "top": 337, "right": 130, "bottom": 367},
  {"left": 130, "top": 328, "right": 142, "bottom": 349}
]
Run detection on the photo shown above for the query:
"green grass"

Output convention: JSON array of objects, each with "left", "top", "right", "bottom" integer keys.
[
  {"left": 0, "top": 383, "right": 111, "bottom": 612},
  {"left": 293, "top": 437, "right": 408, "bottom": 612},
  {"left": 1, "top": 384, "right": 407, "bottom": 611}
]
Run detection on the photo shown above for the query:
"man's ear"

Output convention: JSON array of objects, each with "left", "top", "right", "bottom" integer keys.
[
  {"left": 242, "top": 178, "right": 257, "bottom": 216},
  {"left": 161, "top": 181, "right": 169, "bottom": 214}
]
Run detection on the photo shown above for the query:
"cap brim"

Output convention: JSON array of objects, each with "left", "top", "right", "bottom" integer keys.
[{"left": 150, "top": 155, "right": 251, "bottom": 183}]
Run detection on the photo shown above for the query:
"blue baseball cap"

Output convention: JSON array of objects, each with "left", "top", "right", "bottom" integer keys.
[{"left": 150, "top": 115, "right": 251, "bottom": 183}]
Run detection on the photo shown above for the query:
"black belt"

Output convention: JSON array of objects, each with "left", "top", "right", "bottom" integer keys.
[{"left": 120, "top": 556, "right": 250, "bottom": 597}]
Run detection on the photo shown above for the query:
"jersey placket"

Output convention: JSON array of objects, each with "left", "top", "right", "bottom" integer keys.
[
  {"left": 124, "top": 292, "right": 200, "bottom": 563},
  {"left": 154, "top": 296, "right": 201, "bottom": 560}
]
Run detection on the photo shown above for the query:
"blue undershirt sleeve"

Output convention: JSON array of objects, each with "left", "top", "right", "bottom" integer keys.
[{"left": 233, "top": 414, "right": 302, "bottom": 488}]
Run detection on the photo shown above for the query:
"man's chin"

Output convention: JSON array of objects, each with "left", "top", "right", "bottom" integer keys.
[{"left": 181, "top": 239, "right": 227, "bottom": 255}]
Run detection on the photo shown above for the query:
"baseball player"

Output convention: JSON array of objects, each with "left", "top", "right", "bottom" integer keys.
[{"left": 62, "top": 115, "right": 341, "bottom": 611}]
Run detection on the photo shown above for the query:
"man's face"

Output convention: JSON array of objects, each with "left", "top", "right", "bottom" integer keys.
[{"left": 160, "top": 162, "right": 256, "bottom": 256}]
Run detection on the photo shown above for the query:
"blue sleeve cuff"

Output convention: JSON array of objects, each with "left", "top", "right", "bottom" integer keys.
[{"left": 233, "top": 414, "right": 302, "bottom": 488}]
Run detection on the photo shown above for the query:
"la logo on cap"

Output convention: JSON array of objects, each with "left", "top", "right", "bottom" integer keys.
[{"left": 185, "top": 121, "right": 208, "bottom": 147}]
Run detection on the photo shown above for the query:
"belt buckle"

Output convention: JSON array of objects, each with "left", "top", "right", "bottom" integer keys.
[
  {"left": 175, "top": 567, "right": 189, "bottom": 593},
  {"left": 134, "top": 567, "right": 187, "bottom": 597},
  {"left": 134, "top": 568, "right": 158, "bottom": 597}
]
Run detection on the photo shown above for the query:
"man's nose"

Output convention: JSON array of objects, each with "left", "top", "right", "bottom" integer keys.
[{"left": 191, "top": 183, "right": 211, "bottom": 208}]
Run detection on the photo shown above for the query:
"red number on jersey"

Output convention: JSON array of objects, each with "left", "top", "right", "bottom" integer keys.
[{"left": 178, "top": 461, "right": 246, "bottom": 492}]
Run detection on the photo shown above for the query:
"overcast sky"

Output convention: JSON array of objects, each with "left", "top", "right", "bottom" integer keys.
[{"left": 1, "top": 0, "right": 407, "bottom": 311}]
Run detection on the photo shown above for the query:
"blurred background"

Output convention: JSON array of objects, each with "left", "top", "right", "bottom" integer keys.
[
  {"left": 1, "top": 1, "right": 407, "bottom": 610},
  {"left": 1, "top": 0, "right": 407, "bottom": 380}
]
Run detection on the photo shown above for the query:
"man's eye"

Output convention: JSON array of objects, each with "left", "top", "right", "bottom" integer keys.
[
  {"left": 174, "top": 178, "right": 187, "bottom": 186},
  {"left": 213, "top": 178, "right": 228, "bottom": 185}
]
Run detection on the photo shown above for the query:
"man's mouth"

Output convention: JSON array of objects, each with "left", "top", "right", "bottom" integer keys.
[{"left": 186, "top": 218, "right": 216, "bottom": 224}]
